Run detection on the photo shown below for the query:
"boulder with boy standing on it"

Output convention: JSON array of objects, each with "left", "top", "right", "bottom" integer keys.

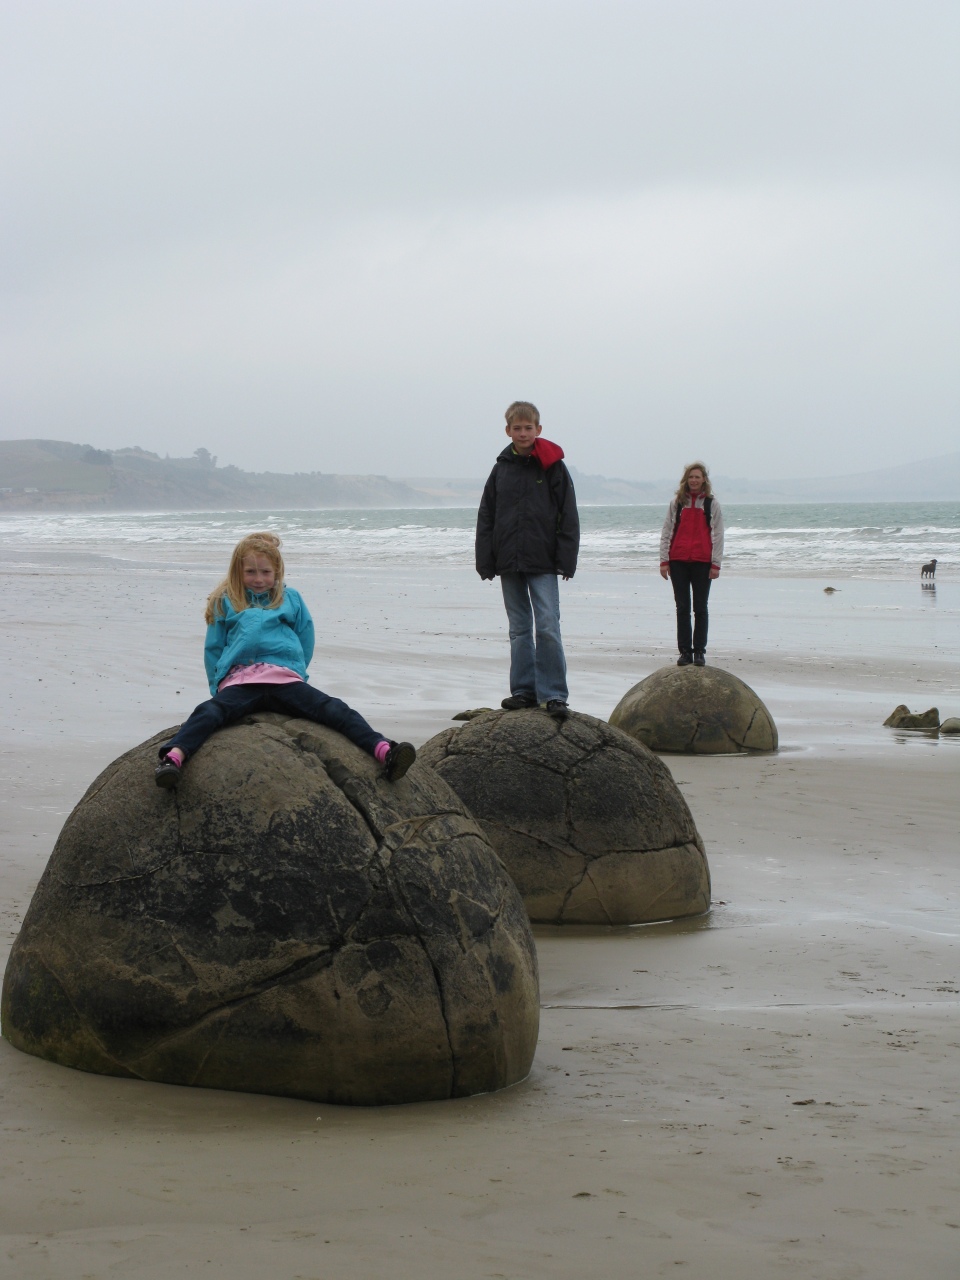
[{"left": 420, "top": 708, "right": 710, "bottom": 926}]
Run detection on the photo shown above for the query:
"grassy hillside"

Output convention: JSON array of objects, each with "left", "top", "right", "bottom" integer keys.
[
  {"left": 0, "top": 440, "right": 115, "bottom": 494},
  {"left": 0, "top": 440, "right": 425, "bottom": 510}
]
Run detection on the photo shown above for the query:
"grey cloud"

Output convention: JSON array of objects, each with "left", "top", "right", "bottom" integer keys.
[{"left": 1, "top": 1, "right": 958, "bottom": 480}]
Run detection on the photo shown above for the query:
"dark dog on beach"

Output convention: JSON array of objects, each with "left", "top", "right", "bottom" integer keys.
[{"left": 921, "top": 558, "right": 937, "bottom": 579}]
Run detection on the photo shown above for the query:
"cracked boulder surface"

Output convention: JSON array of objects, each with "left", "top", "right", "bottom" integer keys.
[
  {"left": 418, "top": 710, "right": 709, "bottom": 926},
  {"left": 610, "top": 665, "right": 778, "bottom": 755},
  {"left": 1, "top": 713, "right": 539, "bottom": 1106}
]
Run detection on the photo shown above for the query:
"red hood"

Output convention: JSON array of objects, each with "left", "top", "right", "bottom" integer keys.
[{"left": 531, "top": 438, "right": 565, "bottom": 468}]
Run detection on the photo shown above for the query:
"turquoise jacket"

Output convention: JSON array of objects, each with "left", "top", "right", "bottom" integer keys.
[{"left": 203, "top": 586, "right": 315, "bottom": 694}]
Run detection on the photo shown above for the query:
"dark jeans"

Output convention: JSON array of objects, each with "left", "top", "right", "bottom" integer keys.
[
  {"left": 160, "top": 682, "right": 384, "bottom": 762},
  {"left": 669, "top": 560, "right": 712, "bottom": 655}
]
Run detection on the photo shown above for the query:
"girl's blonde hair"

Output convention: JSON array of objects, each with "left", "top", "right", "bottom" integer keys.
[
  {"left": 674, "top": 461, "right": 712, "bottom": 506},
  {"left": 205, "top": 532, "right": 285, "bottom": 623}
]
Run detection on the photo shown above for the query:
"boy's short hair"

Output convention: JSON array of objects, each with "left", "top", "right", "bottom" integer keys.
[{"left": 505, "top": 400, "right": 540, "bottom": 426}]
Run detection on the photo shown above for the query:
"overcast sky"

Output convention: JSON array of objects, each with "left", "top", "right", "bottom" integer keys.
[{"left": 2, "top": 0, "right": 957, "bottom": 481}]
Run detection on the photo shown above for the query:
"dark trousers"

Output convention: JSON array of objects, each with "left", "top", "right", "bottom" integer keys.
[
  {"left": 669, "top": 560, "right": 712, "bottom": 655},
  {"left": 160, "top": 682, "right": 384, "bottom": 761}
]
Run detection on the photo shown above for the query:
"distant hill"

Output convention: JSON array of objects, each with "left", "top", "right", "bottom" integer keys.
[
  {"left": 0, "top": 440, "right": 426, "bottom": 511},
  {"left": 1, "top": 440, "right": 956, "bottom": 511},
  {"left": 402, "top": 454, "right": 960, "bottom": 505},
  {"left": 712, "top": 452, "right": 960, "bottom": 502},
  {"left": 399, "top": 466, "right": 663, "bottom": 506}
]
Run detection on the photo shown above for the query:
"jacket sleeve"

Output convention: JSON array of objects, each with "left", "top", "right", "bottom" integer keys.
[
  {"left": 475, "top": 467, "right": 498, "bottom": 578},
  {"left": 710, "top": 499, "right": 724, "bottom": 568},
  {"left": 287, "top": 588, "right": 315, "bottom": 668},
  {"left": 551, "top": 463, "right": 580, "bottom": 578},
  {"left": 204, "top": 611, "right": 228, "bottom": 695},
  {"left": 659, "top": 500, "right": 677, "bottom": 564}
]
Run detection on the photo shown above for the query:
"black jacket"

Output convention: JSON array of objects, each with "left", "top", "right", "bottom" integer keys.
[{"left": 475, "top": 440, "right": 580, "bottom": 579}]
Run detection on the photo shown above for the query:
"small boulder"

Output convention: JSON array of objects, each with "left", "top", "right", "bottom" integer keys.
[
  {"left": 418, "top": 709, "right": 709, "bottom": 926},
  {"left": 883, "top": 705, "right": 940, "bottom": 730},
  {"left": 937, "top": 717, "right": 960, "bottom": 735},
  {"left": 610, "top": 666, "right": 778, "bottom": 754},
  {"left": 1, "top": 714, "right": 539, "bottom": 1106}
]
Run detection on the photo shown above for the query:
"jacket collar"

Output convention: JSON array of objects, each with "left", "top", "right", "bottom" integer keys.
[{"left": 498, "top": 437, "right": 565, "bottom": 468}]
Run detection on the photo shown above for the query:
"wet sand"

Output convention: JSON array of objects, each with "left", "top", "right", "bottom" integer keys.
[{"left": 1, "top": 554, "right": 958, "bottom": 1277}]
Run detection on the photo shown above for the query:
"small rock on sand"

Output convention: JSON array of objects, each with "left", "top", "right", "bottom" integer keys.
[{"left": 883, "top": 705, "right": 940, "bottom": 730}]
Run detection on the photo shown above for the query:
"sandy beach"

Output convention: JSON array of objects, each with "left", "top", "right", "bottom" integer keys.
[{"left": 2, "top": 547, "right": 958, "bottom": 1278}]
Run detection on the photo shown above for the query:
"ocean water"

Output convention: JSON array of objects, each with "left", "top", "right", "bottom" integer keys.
[
  {"left": 3, "top": 502, "right": 958, "bottom": 577},
  {"left": 3, "top": 502, "right": 957, "bottom": 757}
]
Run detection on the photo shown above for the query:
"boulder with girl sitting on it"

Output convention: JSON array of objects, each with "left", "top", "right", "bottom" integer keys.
[{"left": 2, "top": 714, "right": 540, "bottom": 1106}]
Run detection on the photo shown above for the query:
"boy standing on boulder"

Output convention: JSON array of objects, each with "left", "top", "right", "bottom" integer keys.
[{"left": 476, "top": 401, "right": 580, "bottom": 719}]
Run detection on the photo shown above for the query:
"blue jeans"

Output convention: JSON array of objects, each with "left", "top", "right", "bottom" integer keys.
[
  {"left": 500, "top": 573, "right": 568, "bottom": 703},
  {"left": 160, "top": 682, "right": 385, "bottom": 761}
]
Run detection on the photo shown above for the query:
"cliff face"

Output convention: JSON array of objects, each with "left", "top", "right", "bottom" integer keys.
[{"left": 0, "top": 441, "right": 426, "bottom": 510}]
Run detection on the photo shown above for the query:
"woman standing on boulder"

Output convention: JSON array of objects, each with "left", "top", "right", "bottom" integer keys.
[
  {"left": 154, "top": 532, "right": 415, "bottom": 787},
  {"left": 659, "top": 462, "right": 724, "bottom": 667}
]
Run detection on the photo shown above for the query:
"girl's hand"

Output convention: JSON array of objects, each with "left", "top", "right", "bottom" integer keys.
[
  {"left": 709, "top": 566, "right": 720, "bottom": 580},
  {"left": 660, "top": 565, "right": 670, "bottom": 580}
]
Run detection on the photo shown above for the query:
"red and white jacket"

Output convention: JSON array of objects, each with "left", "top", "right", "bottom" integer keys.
[{"left": 659, "top": 493, "right": 724, "bottom": 569}]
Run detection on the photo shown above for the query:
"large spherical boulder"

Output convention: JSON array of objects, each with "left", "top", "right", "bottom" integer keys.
[
  {"left": 610, "top": 666, "right": 778, "bottom": 754},
  {"left": 1, "top": 714, "right": 539, "bottom": 1106},
  {"left": 418, "top": 710, "right": 709, "bottom": 926}
]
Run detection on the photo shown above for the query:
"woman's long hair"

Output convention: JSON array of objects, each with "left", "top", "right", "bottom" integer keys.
[
  {"left": 205, "top": 532, "right": 285, "bottom": 623},
  {"left": 674, "top": 461, "right": 712, "bottom": 506}
]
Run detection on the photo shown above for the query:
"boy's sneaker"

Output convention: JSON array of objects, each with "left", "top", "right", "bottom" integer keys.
[
  {"left": 545, "top": 700, "right": 570, "bottom": 721},
  {"left": 677, "top": 653, "right": 693, "bottom": 667},
  {"left": 693, "top": 652, "right": 706, "bottom": 666},
  {"left": 155, "top": 757, "right": 182, "bottom": 789},
  {"left": 383, "top": 740, "right": 416, "bottom": 782},
  {"left": 501, "top": 694, "right": 538, "bottom": 710}
]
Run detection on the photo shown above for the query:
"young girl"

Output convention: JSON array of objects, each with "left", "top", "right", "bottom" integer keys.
[
  {"left": 659, "top": 462, "right": 724, "bottom": 666},
  {"left": 155, "top": 532, "right": 416, "bottom": 787}
]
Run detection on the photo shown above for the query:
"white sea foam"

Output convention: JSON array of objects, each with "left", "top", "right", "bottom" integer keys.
[{"left": 2, "top": 502, "right": 958, "bottom": 576}]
